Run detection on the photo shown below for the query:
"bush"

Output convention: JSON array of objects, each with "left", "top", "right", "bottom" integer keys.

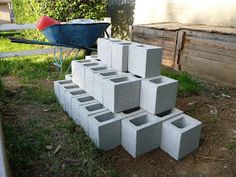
[{"left": 12, "top": 0, "right": 108, "bottom": 40}]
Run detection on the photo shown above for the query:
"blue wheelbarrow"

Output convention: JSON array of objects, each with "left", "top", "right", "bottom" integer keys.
[{"left": 9, "top": 22, "right": 110, "bottom": 70}]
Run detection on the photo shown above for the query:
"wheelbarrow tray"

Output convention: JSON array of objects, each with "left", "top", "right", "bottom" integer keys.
[{"left": 42, "top": 22, "right": 110, "bottom": 48}]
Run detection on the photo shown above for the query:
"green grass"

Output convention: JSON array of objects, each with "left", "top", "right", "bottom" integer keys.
[
  {"left": 2, "top": 121, "right": 48, "bottom": 167},
  {"left": 0, "top": 37, "right": 42, "bottom": 52},
  {"left": 226, "top": 139, "right": 236, "bottom": 151},
  {"left": 161, "top": 68, "right": 201, "bottom": 96}
]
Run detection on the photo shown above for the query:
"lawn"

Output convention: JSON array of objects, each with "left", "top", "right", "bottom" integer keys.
[
  {"left": 0, "top": 32, "right": 43, "bottom": 52},
  {"left": 0, "top": 39, "right": 235, "bottom": 177}
]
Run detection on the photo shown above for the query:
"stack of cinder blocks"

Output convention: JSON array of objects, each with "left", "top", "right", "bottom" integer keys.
[{"left": 55, "top": 38, "right": 202, "bottom": 160}]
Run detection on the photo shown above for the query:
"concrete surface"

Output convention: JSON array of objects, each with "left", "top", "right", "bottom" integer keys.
[
  {"left": 88, "top": 110, "right": 126, "bottom": 150},
  {"left": 103, "top": 74, "right": 142, "bottom": 113},
  {"left": 121, "top": 112, "right": 162, "bottom": 158},
  {"left": 160, "top": 114, "right": 202, "bottom": 160},
  {"left": 140, "top": 75, "right": 178, "bottom": 114}
]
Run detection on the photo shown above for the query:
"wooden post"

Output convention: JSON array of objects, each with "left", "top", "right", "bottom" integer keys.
[{"left": 174, "top": 30, "right": 185, "bottom": 70}]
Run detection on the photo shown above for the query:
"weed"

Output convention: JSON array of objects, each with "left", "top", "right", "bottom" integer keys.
[
  {"left": 226, "top": 139, "right": 236, "bottom": 151},
  {"left": 161, "top": 68, "right": 202, "bottom": 96}
]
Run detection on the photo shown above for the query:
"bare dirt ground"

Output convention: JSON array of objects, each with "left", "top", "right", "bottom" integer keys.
[{"left": 1, "top": 76, "right": 236, "bottom": 177}]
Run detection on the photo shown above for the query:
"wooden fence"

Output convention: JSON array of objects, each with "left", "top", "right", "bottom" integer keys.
[{"left": 131, "top": 22, "right": 236, "bottom": 87}]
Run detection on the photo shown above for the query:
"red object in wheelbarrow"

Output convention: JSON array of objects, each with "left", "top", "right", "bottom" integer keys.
[{"left": 36, "top": 16, "right": 60, "bottom": 31}]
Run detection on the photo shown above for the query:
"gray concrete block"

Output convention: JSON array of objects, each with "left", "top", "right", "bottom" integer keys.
[
  {"left": 78, "top": 102, "right": 108, "bottom": 134},
  {"left": 156, "top": 108, "right": 183, "bottom": 122},
  {"left": 111, "top": 41, "right": 131, "bottom": 72},
  {"left": 140, "top": 76, "right": 178, "bottom": 114},
  {"left": 121, "top": 112, "right": 162, "bottom": 158},
  {"left": 59, "top": 84, "right": 80, "bottom": 109},
  {"left": 102, "top": 74, "right": 142, "bottom": 113},
  {"left": 88, "top": 110, "right": 126, "bottom": 150},
  {"left": 160, "top": 114, "right": 202, "bottom": 160},
  {"left": 120, "top": 107, "right": 146, "bottom": 118},
  {"left": 64, "top": 89, "right": 88, "bottom": 116},
  {"left": 71, "top": 59, "right": 99, "bottom": 89},
  {"left": 54, "top": 80, "right": 72, "bottom": 100},
  {"left": 84, "top": 64, "right": 108, "bottom": 96},
  {"left": 85, "top": 55, "right": 98, "bottom": 60},
  {"left": 93, "top": 69, "right": 126, "bottom": 103},
  {"left": 71, "top": 95, "right": 97, "bottom": 124},
  {"left": 97, "top": 38, "right": 122, "bottom": 66},
  {"left": 128, "top": 44, "right": 163, "bottom": 78},
  {"left": 65, "top": 74, "right": 72, "bottom": 80}
]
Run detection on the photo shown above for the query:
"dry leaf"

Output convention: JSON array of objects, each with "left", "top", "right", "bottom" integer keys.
[
  {"left": 54, "top": 144, "right": 62, "bottom": 155},
  {"left": 45, "top": 145, "right": 53, "bottom": 150},
  {"left": 222, "top": 93, "right": 231, "bottom": 99}
]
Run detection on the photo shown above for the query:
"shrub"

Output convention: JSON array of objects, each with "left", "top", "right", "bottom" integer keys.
[{"left": 12, "top": 0, "right": 108, "bottom": 40}]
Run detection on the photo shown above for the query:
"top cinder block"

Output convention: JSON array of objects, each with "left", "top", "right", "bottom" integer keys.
[
  {"left": 97, "top": 38, "right": 122, "bottom": 66},
  {"left": 112, "top": 41, "right": 132, "bottom": 72},
  {"left": 128, "top": 44, "right": 163, "bottom": 78},
  {"left": 85, "top": 55, "right": 98, "bottom": 60}
]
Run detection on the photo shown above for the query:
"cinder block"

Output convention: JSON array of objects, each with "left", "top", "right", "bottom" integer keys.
[
  {"left": 85, "top": 55, "right": 98, "bottom": 59},
  {"left": 93, "top": 69, "right": 125, "bottom": 103},
  {"left": 71, "top": 95, "right": 97, "bottom": 124},
  {"left": 59, "top": 84, "right": 80, "bottom": 109},
  {"left": 103, "top": 74, "right": 142, "bottom": 113},
  {"left": 97, "top": 38, "right": 122, "bottom": 66},
  {"left": 64, "top": 89, "right": 88, "bottom": 116},
  {"left": 54, "top": 80, "right": 72, "bottom": 100},
  {"left": 84, "top": 64, "right": 108, "bottom": 95},
  {"left": 119, "top": 107, "right": 146, "bottom": 117},
  {"left": 128, "top": 44, "right": 163, "bottom": 78},
  {"left": 65, "top": 74, "right": 72, "bottom": 80},
  {"left": 140, "top": 76, "right": 178, "bottom": 114},
  {"left": 71, "top": 59, "right": 99, "bottom": 88},
  {"left": 156, "top": 108, "right": 183, "bottom": 122},
  {"left": 78, "top": 102, "right": 108, "bottom": 133},
  {"left": 160, "top": 114, "right": 202, "bottom": 160},
  {"left": 121, "top": 112, "right": 162, "bottom": 158},
  {"left": 111, "top": 41, "right": 131, "bottom": 71},
  {"left": 88, "top": 110, "right": 126, "bottom": 150}
]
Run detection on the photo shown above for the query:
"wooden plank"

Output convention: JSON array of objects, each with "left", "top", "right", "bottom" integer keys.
[
  {"left": 181, "top": 49, "right": 236, "bottom": 64},
  {"left": 163, "top": 50, "right": 175, "bottom": 61},
  {"left": 162, "top": 59, "right": 174, "bottom": 67},
  {"left": 0, "top": 118, "right": 11, "bottom": 177},
  {"left": 184, "top": 36, "right": 236, "bottom": 51},
  {"left": 133, "top": 34, "right": 176, "bottom": 49},
  {"left": 133, "top": 26, "right": 176, "bottom": 39},
  {"left": 0, "top": 24, "right": 36, "bottom": 31},
  {"left": 179, "top": 55, "right": 236, "bottom": 87},
  {"left": 174, "top": 30, "right": 185, "bottom": 70},
  {"left": 184, "top": 42, "right": 236, "bottom": 58},
  {"left": 0, "top": 48, "right": 71, "bottom": 58},
  {"left": 185, "top": 30, "right": 236, "bottom": 43}
]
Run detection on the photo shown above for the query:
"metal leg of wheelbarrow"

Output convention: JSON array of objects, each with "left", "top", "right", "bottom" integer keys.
[
  {"left": 53, "top": 47, "right": 77, "bottom": 72},
  {"left": 65, "top": 49, "right": 80, "bottom": 74}
]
